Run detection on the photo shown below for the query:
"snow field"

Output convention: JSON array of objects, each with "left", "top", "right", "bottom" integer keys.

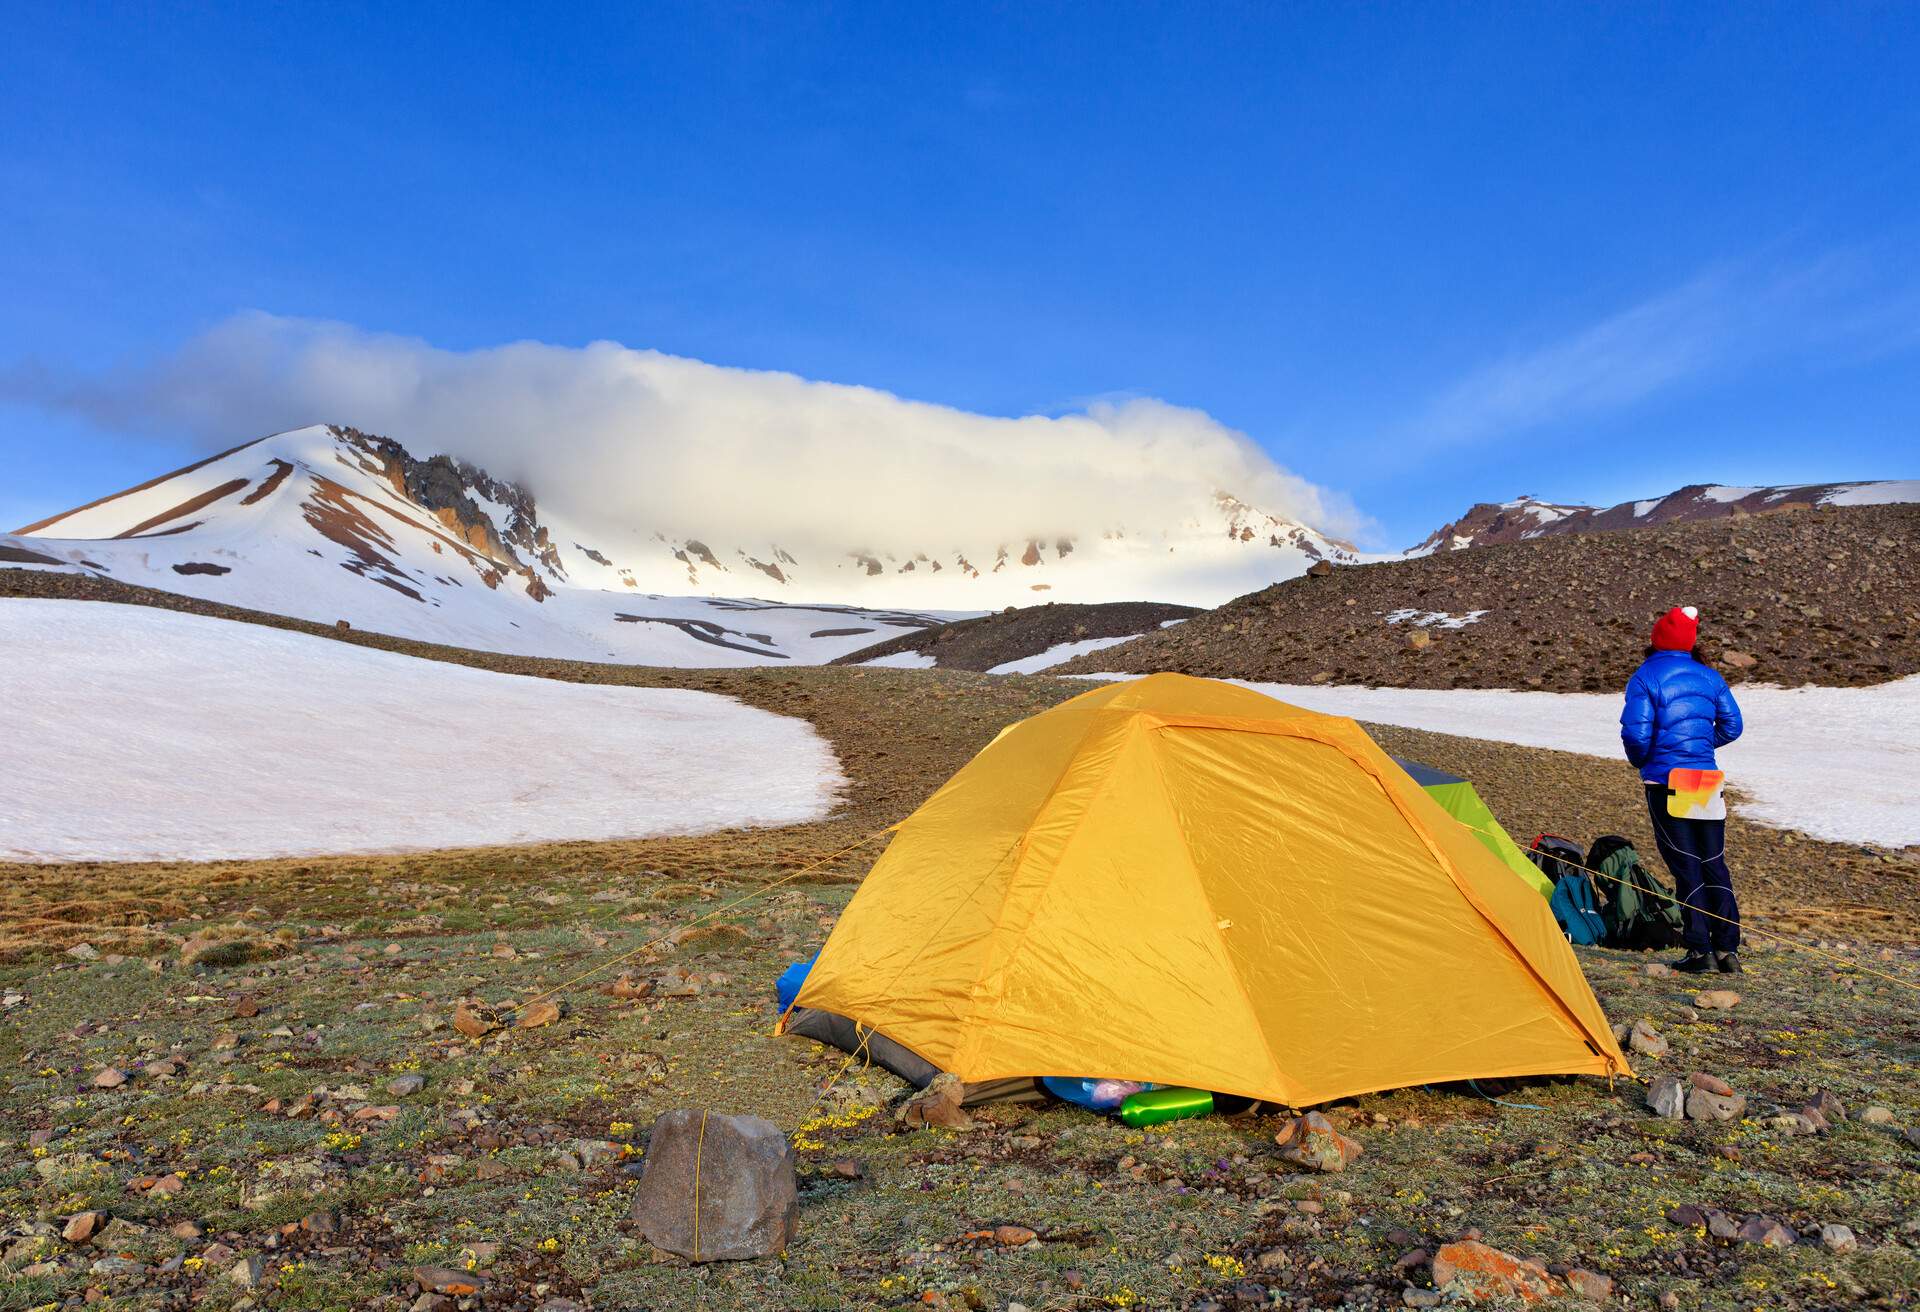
[{"left": 0, "top": 600, "right": 846, "bottom": 862}]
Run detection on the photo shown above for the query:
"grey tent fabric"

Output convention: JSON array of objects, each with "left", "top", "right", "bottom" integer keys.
[{"left": 782, "top": 1007, "right": 1044, "bottom": 1106}]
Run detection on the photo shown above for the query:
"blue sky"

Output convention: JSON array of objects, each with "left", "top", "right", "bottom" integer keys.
[{"left": 3, "top": 2, "right": 1916, "bottom": 548}]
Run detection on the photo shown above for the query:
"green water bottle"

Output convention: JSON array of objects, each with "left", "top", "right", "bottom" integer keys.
[{"left": 1118, "top": 1087, "right": 1214, "bottom": 1127}]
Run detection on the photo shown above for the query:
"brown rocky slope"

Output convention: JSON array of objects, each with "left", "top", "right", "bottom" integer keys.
[{"left": 1057, "top": 502, "right": 1918, "bottom": 691}]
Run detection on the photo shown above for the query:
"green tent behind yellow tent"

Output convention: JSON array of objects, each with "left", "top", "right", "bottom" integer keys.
[{"left": 1392, "top": 757, "right": 1552, "bottom": 898}]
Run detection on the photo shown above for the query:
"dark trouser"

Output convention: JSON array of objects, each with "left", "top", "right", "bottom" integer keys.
[{"left": 1644, "top": 784, "right": 1740, "bottom": 953}]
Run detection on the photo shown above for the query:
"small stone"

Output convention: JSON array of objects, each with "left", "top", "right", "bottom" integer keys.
[
  {"left": 169, "top": 1221, "right": 203, "bottom": 1240},
  {"left": 1646, "top": 1076, "right": 1687, "bottom": 1119},
  {"left": 1806, "top": 1089, "right": 1847, "bottom": 1123},
  {"left": 63, "top": 1211, "right": 109, "bottom": 1244},
  {"left": 1394, "top": 1248, "right": 1430, "bottom": 1270},
  {"left": 475, "top": 1158, "right": 510, "bottom": 1180},
  {"left": 451, "top": 1001, "right": 501, "bottom": 1038},
  {"left": 1685, "top": 1087, "right": 1746, "bottom": 1121},
  {"left": 1406, "top": 630, "right": 1432, "bottom": 650},
  {"left": 299, "top": 1210, "right": 338, "bottom": 1235},
  {"left": 1402, "top": 1290, "right": 1443, "bottom": 1309},
  {"left": 1736, "top": 1216, "right": 1797, "bottom": 1248},
  {"left": 1689, "top": 1071, "right": 1734, "bottom": 1096},
  {"left": 826, "top": 1159, "right": 864, "bottom": 1181},
  {"left": 516, "top": 999, "right": 564, "bottom": 1029},
  {"left": 899, "top": 1074, "right": 976, "bottom": 1131},
  {"left": 67, "top": 943, "right": 99, "bottom": 960},
  {"left": 91, "top": 1068, "right": 127, "bottom": 1089},
  {"left": 1566, "top": 1269, "right": 1614, "bottom": 1300},
  {"left": 1273, "top": 1111, "right": 1362, "bottom": 1173},
  {"left": 1706, "top": 1211, "right": 1740, "bottom": 1240},
  {"left": 1766, "top": 1113, "right": 1821, "bottom": 1136},
  {"left": 1643, "top": 962, "right": 1673, "bottom": 978},
  {"left": 1306, "top": 560, "right": 1333, "bottom": 578},
  {"left": 1820, "top": 1223, "right": 1858, "bottom": 1252},
  {"left": 1861, "top": 1105, "right": 1894, "bottom": 1125},
  {"left": 90, "top": 1256, "right": 146, "bottom": 1278},
  {"left": 1694, "top": 989, "right": 1740, "bottom": 1010},
  {"left": 228, "top": 1255, "right": 267, "bottom": 1287},
  {"left": 388, "top": 1074, "right": 426, "bottom": 1097},
  {"left": 993, "top": 1224, "right": 1038, "bottom": 1247},
  {"left": 200, "top": 1242, "right": 238, "bottom": 1268},
  {"left": 414, "top": 1264, "right": 488, "bottom": 1296},
  {"left": 1628, "top": 1021, "right": 1669, "bottom": 1057}
]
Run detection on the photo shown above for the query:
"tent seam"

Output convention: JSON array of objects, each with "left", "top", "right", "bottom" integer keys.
[
  {"left": 1139, "top": 716, "right": 1298, "bottom": 1106},
  {"left": 953, "top": 707, "right": 1133, "bottom": 1074}
]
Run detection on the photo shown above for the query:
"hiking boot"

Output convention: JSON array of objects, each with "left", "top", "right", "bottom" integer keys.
[
  {"left": 1672, "top": 952, "right": 1716, "bottom": 974},
  {"left": 1715, "top": 951, "right": 1743, "bottom": 974}
]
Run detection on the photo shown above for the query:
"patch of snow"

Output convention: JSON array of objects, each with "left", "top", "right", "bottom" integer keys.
[
  {"left": 860, "top": 650, "right": 937, "bottom": 669},
  {"left": 0, "top": 600, "right": 845, "bottom": 862},
  {"left": 1819, "top": 479, "right": 1920, "bottom": 507},
  {"left": 988, "top": 633, "right": 1145, "bottom": 675},
  {"left": 0, "top": 533, "right": 90, "bottom": 573},
  {"left": 1160, "top": 618, "right": 1188, "bottom": 628},
  {"left": 1632, "top": 499, "right": 1661, "bottom": 517},
  {"left": 1069, "top": 673, "right": 1920, "bottom": 849},
  {"left": 1702, "top": 486, "right": 1759, "bottom": 504},
  {"left": 1382, "top": 608, "right": 1488, "bottom": 629}
]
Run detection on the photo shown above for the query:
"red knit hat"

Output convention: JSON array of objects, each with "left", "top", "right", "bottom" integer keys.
[{"left": 1651, "top": 605, "right": 1699, "bottom": 651}]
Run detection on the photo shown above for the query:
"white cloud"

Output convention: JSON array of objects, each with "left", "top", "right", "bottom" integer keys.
[{"left": 13, "top": 312, "right": 1365, "bottom": 550}]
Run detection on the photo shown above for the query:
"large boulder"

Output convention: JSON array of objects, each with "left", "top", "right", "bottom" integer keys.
[{"left": 629, "top": 1110, "right": 797, "bottom": 1262}]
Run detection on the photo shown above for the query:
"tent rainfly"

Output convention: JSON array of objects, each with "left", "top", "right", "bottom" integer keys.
[
  {"left": 1391, "top": 756, "right": 1553, "bottom": 899},
  {"left": 797, "top": 673, "right": 1629, "bottom": 1108}
]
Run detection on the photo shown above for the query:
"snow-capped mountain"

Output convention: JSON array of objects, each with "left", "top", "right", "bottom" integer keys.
[
  {"left": 5, "top": 424, "right": 1360, "bottom": 662},
  {"left": 1411, "top": 480, "right": 1920, "bottom": 555},
  {"left": 5, "top": 426, "right": 958, "bottom": 665}
]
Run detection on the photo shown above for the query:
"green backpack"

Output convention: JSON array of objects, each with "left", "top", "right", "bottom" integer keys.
[{"left": 1588, "top": 835, "right": 1684, "bottom": 950}]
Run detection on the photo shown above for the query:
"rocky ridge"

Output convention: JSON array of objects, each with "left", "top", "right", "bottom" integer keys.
[
  {"left": 832, "top": 601, "right": 1199, "bottom": 671},
  {"left": 1057, "top": 501, "right": 1920, "bottom": 691}
]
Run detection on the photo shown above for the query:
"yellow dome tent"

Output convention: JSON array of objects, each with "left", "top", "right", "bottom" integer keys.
[{"left": 797, "top": 674, "right": 1628, "bottom": 1107}]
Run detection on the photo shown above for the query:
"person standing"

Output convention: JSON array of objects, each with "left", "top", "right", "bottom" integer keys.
[{"left": 1620, "top": 605, "right": 1745, "bottom": 973}]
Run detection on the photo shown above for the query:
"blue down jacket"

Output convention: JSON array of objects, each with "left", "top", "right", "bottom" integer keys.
[{"left": 1620, "top": 650, "right": 1744, "bottom": 783}]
